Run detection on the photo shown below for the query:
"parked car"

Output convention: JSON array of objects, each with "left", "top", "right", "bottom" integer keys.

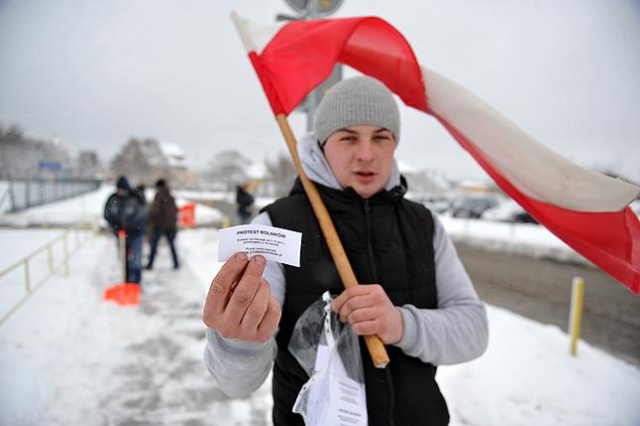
[
  {"left": 482, "top": 198, "right": 538, "bottom": 224},
  {"left": 405, "top": 191, "right": 452, "bottom": 214},
  {"left": 451, "top": 195, "right": 501, "bottom": 219}
]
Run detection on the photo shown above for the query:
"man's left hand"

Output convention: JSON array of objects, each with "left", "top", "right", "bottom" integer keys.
[{"left": 331, "top": 284, "right": 403, "bottom": 345}]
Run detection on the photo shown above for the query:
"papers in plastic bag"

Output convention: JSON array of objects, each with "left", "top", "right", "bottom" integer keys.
[{"left": 289, "top": 292, "right": 368, "bottom": 426}]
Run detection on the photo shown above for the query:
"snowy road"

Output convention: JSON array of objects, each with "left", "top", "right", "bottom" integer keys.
[{"left": 456, "top": 242, "right": 640, "bottom": 368}]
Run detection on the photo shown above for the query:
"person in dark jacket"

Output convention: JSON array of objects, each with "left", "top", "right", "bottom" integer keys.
[
  {"left": 202, "top": 76, "right": 488, "bottom": 425},
  {"left": 134, "top": 184, "right": 148, "bottom": 205},
  {"left": 145, "top": 178, "right": 179, "bottom": 270},
  {"left": 103, "top": 175, "right": 148, "bottom": 283},
  {"left": 236, "top": 183, "right": 255, "bottom": 224}
]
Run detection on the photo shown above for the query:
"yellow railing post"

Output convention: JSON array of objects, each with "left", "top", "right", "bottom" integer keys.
[
  {"left": 24, "top": 259, "right": 31, "bottom": 293},
  {"left": 47, "top": 244, "right": 54, "bottom": 273},
  {"left": 63, "top": 233, "right": 69, "bottom": 277},
  {"left": 569, "top": 276, "right": 585, "bottom": 356}
]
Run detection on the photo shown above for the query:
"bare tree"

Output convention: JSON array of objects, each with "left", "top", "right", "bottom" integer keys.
[
  {"left": 265, "top": 152, "right": 296, "bottom": 196},
  {"left": 205, "top": 150, "right": 252, "bottom": 191},
  {"left": 109, "top": 137, "right": 164, "bottom": 184},
  {"left": 76, "top": 151, "right": 104, "bottom": 179},
  {"left": 0, "top": 123, "right": 70, "bottom": 179}
]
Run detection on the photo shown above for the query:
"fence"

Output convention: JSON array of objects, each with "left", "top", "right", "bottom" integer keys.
[
  {"left": 1, "top": 179, "right": 102, "bottom": 212},
  {"left": 0, "top": 222, "right": 96, "bottom": 327}
]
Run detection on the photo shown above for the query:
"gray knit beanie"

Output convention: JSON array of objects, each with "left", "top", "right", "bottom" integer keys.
[{"left": 313, "top": 76, "right": 400, "bottom": 145}]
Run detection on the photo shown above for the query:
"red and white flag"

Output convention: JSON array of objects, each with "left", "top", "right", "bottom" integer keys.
[{"left": 231, "top": 12, "right": 640, "bottom": 294}]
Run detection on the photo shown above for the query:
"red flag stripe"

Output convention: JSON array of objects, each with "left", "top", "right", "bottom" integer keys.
[{"left": 235, "top": 13, "right": 427, "bottom": 115}]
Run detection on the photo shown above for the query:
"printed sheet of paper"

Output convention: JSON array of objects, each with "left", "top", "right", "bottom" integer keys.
[
  {"left": 300, "top": 344, "right": 368, "bottom": 426},
  {"left": 217, "top": 224, "right": 302, "bottom": 267}
]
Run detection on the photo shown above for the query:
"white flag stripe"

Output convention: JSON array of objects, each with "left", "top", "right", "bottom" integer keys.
[
  {"left": 231, "top": 11, "right": 284, "bottom": 55},
  {"left": 423, "top": 66, "right": 640, "bottom": 212}
]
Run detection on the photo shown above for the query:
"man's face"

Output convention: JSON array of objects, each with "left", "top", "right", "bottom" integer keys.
[{"left": 323, "top": 125, "right": 397, "bottom": 199}]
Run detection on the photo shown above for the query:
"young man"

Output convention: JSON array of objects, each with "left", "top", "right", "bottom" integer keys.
[{"left": 203, "top": 76, "right": 488, "bottom": 425}]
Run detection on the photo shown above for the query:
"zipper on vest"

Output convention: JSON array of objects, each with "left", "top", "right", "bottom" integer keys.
[
  {"left": 364, "top": 198, "right": 395, "bottom": 426},
  {"left": 363, "top": 199, "right": 379, "bottom": 281}
]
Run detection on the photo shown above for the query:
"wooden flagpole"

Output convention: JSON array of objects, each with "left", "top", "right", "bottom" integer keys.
[{"left": 275, "top": 114, "right": 390, "bottom": 368}]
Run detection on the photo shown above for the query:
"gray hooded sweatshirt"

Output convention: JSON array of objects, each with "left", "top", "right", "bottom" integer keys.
[{"left": 204, "top": 133, "right": 489, "bottom": 398}]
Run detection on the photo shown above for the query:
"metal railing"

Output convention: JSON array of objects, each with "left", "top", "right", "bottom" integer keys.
[
  {"left": 0, "top": 222, "right": 97, "bottom": 326},
  {"left": 2, "top": 178, "right": 102, "bottom": 212}
]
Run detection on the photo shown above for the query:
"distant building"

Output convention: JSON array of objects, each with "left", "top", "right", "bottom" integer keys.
[
  {"left": 158, "top": 142, "right": 191, "bottom": 188},
  {"left": 110, "top": 138, "right": 195, "bottom": 188},
  {"left": 457, "top": 179, "right": 496, "bottom": 194}
]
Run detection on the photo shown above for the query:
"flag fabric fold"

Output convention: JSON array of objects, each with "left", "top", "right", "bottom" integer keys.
[{"left": 231, "top": 11, "right": 640, "bottom": 294}]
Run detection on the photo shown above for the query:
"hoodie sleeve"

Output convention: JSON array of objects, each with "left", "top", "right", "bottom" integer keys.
[
  {"left": 203, "top": 328, "right": 277, "bottom": 398},
  {"left": 395, "top": 215, "right": 489, "bottom": 365},
  {"left": 203, "top": 212, "right": 285, "bottom": 397}
]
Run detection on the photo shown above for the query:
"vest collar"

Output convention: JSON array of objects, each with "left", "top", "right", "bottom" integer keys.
[{"left": 289, "top": 175, "right": 408, "bottom": 206}]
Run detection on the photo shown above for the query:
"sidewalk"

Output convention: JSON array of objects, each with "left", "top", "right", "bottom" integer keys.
[{"left": 0, "top": 231, "right": 272, "bottom": 425}]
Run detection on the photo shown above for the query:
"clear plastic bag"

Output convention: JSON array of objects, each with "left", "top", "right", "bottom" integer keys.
[{"left": 289, "top": 292, "right": 368, "bottom": 425}]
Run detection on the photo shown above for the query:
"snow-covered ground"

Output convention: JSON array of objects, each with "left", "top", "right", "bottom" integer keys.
[{"left": 0, "top": 186, "right": 639, "bottom": 425}]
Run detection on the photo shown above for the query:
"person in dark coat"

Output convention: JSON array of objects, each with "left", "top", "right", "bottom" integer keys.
[
  {"left": 103, "top": 175, "right": 148, "bottom": 283},
  {"left": 236, "top": 183, "right": 255, "bottom": 224},
  {"left": 134, "top": 184, "right": 147, "bottom": 205},
  {"left": 145, "top": 178, "right": 179, "bottom": 270}
]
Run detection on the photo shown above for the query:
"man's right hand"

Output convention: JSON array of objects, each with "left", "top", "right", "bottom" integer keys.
[{"left": 203, "top": 252, "right": 281, "bottom": 343}]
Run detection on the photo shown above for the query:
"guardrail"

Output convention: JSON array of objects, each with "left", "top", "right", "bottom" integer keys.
[
  {"left": 0, "top": 222, "right": 97, "bottom": 327},
  {"left": 1, "top": 178, "right": 102, "bottom": 212}
]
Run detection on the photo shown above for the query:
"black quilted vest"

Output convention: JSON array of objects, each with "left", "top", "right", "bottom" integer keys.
[{"left": 265, "top": 178, "right": 449, "bottom": 426}]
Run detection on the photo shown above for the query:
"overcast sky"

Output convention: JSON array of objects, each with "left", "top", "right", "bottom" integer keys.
[{"left": 0, "top": 0, "right": 639, "bottom": 183}]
